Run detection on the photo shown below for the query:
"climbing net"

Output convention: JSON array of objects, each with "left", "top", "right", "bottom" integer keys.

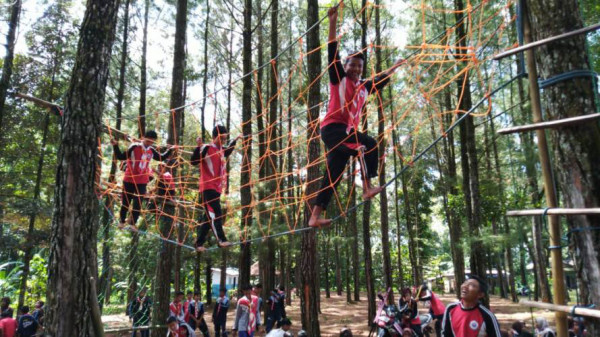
[{"left": 96, "top": 0, "right": 519, "bottom": 251}]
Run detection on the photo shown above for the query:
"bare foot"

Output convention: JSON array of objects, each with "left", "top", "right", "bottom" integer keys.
[
  {"left": 218, "top": 241, "right": 233, "bottom": 248},
  {"left": 196, "top": 246, "right": 207, "bottom": 253},
  {"left": 308, "top": 217, "right": 332, "bottom": 228},
  {"left": 363, "top": 186, "right": 384, "bottom": 200}
]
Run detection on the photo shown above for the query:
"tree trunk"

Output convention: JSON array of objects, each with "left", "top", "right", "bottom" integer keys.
[
  {"left": 443, "top": 96, "right": 465, "bottom": 298},
  {"left": 266, "top": 0, "right": 279, "bottom": 303},
  {"left": 325, "top": 237, "right": 331, "bottom": 299},
  {"left": 195, "top": 254, "right": 202, "bottom": 295},
  {"left": 362, "top": 200, "right": 377, "bottom": 322},
  {"left": 488, "top": 113, "right": 518, "bottom": 302},
  {"left": 0, "top": 0, "right": 22, "bottom": 138},
  {"left": 151, "top": 0, "right": 186, "bottom": 335},
  {"left": 527, "top": 2, "right": 600, "bottom": 333},
  {"left": 300, "top": 0, "right": 321, "bottom": 334},
  {"left": 521, "top": 119, "right": 552, "bottom": 302},
  {"left": 348, "top": 168, "right": 360, "bottom": 301},
  {"left": 374, "top": 0, "right": 393, "bottom": 304},
  {"left": 454, "top": 0, "right": 486, "bottom": 304},
  {"left": 199, "top": 0, "right": 210, "bottom": 140},
  {"left": 205, "top": 255, "right": 212, "bottom": 305},
  {"left": 391, "top": 108, "right": 405, "bottom": 289},
  {"left": 238, "top": 0, "right": 253, "bottom": 292},
  {"left": 138, "top": 0, "right": 149, "bottom": 136},
  {"left": 335, "top": 232, "right": 342, "bottom": 296},
  {"left": 518, "top": 239, "right": 527, "bottom": 286},
  {"left": 45, "top": 0, "right": 120, "bottom": 335}
]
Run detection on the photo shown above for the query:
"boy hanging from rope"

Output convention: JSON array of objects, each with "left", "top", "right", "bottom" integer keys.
[
  {"left": 309, "top": 2, "right": 406, "bottom": 228},
  {"left": 191, "top": 125, "right": 240, "bottom": 252},
  {"left": 111, "top": 130, "right": 176, "bottom": 231}
]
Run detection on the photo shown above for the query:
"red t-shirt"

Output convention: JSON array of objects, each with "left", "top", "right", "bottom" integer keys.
[
  {"left": 191, "top": 140, "right": 237, "bottom": 194},
  {"left": 321, "top": 41, "right": 391, "bottom": 134},
  {"left": 0, "top": 317, "right": 18, "bottom": 337},
  {"left": 442, "top": 301, "right": 501, "bottom": 337},
  {"left": 322, "top": 78, "right": 369, "bottom": 132},
  {"left": 114, "top": 143, "right": 171, "bottom": 185},
  {"left": 429, "top": 291, "right": 446, "bottom": 316}
]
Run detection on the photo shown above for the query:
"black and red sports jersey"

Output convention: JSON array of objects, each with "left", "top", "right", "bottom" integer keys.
[
  {"left": 442, "top": 301, "right": 501, "bottom": 337},
  {"left": 190, "top": 139, "right": 237, "bottom": 194},
  {"left": 114, "top": 143, "right": 172, "bottom": 184}
]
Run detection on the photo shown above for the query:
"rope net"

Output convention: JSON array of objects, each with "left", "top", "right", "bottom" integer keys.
[{"left": 95, "top": 0, "right": 518, "bottom": 252}]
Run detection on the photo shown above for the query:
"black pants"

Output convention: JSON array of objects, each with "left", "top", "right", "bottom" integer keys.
[
  {"left": 189, "top": 318, "right": 210, "bottom": 337},
  {"left": 214, "top": 320, "right": 227, "bottom": 337},
  {"left": 315, "top": 123, "right": 378, "bottom": 208},
  {"left": 432, "top": 314, "right": 443, "bottom": 337},
  {"left": 120, "top": 182, "right": 147, "bottom": 225},
  {"left": 411, "top": 323, "right": 423, "bottom": 337},
  {"left": 196, "top": 189, "right": 227, "bottom": 247}
]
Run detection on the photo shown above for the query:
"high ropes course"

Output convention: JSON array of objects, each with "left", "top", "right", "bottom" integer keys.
[
  {"left": 19, "top": 0, "right": 521, "bottom": 252},
  {"left": 95, "top": 0, "right": 520, "bottom": 252}
]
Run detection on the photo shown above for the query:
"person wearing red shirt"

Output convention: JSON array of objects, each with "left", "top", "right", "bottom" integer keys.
[
  {"left": 0, "top": 310, "right": 17, "bottom": 337},
  {"left": 418, "top": 284, "right": 446, "bottom": 337},
  {"left": 442, "top": 275, "right": 501, "bottom": 337},
  {"left": 309, "top": 3, "right": 405, "bottom": 228},
  {"left": 191, "top": 125, "right": 239, "bottom": 252},
  {"left": 112, "top": 130, "right": 175, "bottom": 231}
]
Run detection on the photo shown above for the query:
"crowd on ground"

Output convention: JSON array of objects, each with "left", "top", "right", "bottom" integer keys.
[
  {"left": 126, "top": 283, "right": 290, "bottom": 337},
  {"left": 0, "top": 275, "right": 590, "bottom": 337},
  {"left": 0, "top": 297, "right": 44, "bottom": 337}
]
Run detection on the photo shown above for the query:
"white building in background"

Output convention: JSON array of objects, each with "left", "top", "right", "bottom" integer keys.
[{"left": 210, "top": 267, "right": 239, "bottom": 298}]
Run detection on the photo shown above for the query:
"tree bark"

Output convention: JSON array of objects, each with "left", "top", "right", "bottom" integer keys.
[
  {"left": 527, "top": 0, "right": 600, "bottom": 332},
  {"left": 138, "top": 0, "right": 150, "bottom": 136},
  {"left": 199, "top": 0, "right": 210, "bottom": 141},
  {"left": 45, "top": 0, "right": 120, "bottom": 335},
  {"left": 374, "top": 0, "right": 393, "bottom": 304},
  {"left": 238, "top": 0, "right": 253, "bottom": 292},
  {"left": 151, "top": 0, "right": 186, "bottom": 334},
  {"left": 0, "top": 0, "right": 22, "bottom": 139},
  {"left": 454, "top": 0, "right": 486, "bottom": 305},
  {"left": 362, "top": 202, "right": 376, "bottom": 323},
  {"left": 205, "top": 255, "right": 212, "bottom": 305},
  {"left": 300, "top": 0, "right": 321, "bottom": 334}
]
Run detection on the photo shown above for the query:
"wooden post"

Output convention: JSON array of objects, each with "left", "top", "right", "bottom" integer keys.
[
  {"left": 507, "top": 208, "right": 600, "bottom": 216},
  {"left": 522, "top": 3, "right": 568, "bottom": 336},
  {"left": 497, "top": 113, "right": 600, "bottom": 135},
  {"left": 494, "top": 22, "right": 600, "bottom": 60},
  {"left": 520, "top": 300, "right": 600, "bottom": 319}
]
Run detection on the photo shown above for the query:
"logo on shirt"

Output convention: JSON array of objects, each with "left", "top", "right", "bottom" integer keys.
[{"left": 469, "top": 320, "right": 479, "bottom": 330}]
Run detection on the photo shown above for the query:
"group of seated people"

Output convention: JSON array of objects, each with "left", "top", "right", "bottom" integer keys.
[{"left": 507, "top": 316, "right": 587, "bottom": 337}]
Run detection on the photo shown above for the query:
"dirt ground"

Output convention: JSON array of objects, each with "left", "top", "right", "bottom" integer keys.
[{"left": 103, "top": 292, "right": 555, "bottom": 336}]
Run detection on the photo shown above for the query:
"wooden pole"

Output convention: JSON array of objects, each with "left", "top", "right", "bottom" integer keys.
[
  {"left": 494, "top": 22, "right": 600, "bottom": 60},
  {"left": 521, "top": 3, "right": 568, "bottom": 336},
  {"left": 497, "top": 113, "right": 600, "bottom": 135},
  {"left": 14, "top": 92, "right": 60, "bottom": 110},
  {"left": 507, "top": 208, "right": 600, "bottom": 216},
  {"left": 520, "top": 300, "right": 600, "bottom": 319}
]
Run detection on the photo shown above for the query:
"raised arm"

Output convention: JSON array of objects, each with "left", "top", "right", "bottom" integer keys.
[
  {"left": 111, "top": 139, "right": 128, "bottom": 160},
  {"left": 364, "top": 58, "right": 406, "bottom": 93},
  {"left": 223, "top": 136, "right": 240, "bottom": 158},
  {"left": 328, "top": 4, "right": 345, "bottom": 84}
]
